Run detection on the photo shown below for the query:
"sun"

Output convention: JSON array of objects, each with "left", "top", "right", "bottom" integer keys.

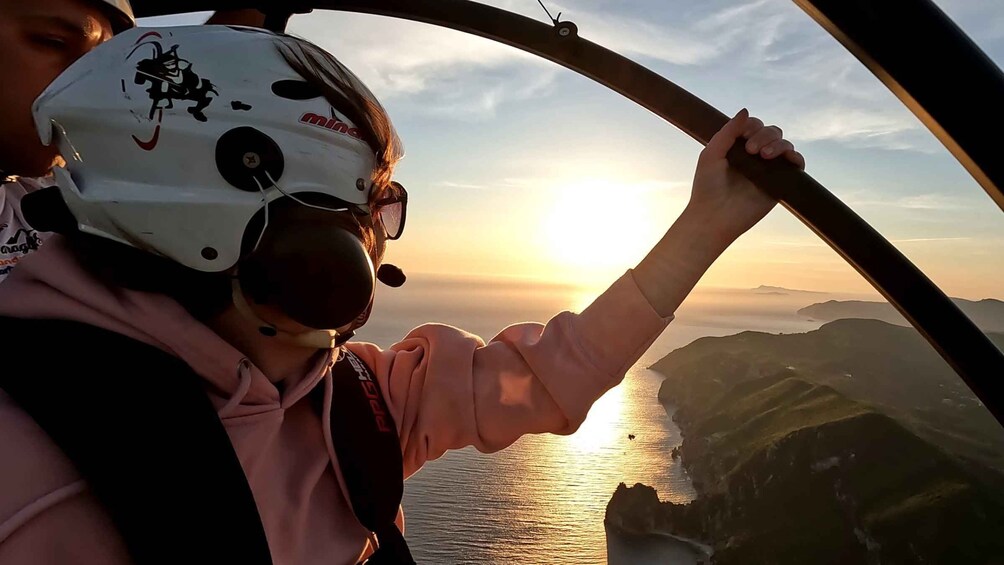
[{"left": 541, "top": 178, "right": 665, "bottom": 284}]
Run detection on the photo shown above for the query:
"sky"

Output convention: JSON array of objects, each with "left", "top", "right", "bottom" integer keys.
[{"left": 143, "top": 1, "right": 1004, "bottom": 298}]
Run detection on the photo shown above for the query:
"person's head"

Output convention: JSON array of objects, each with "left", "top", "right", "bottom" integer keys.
[
  {"left": 25, "top": 25, "right": 404, "bottom": 344},
  {"left": 0, "top": 0, "right": 133, "bottom": 177}
]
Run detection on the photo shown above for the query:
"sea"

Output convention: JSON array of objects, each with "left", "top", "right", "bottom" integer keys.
[{"left": 353, "top": 273, "right": 847, "bottom": 564}]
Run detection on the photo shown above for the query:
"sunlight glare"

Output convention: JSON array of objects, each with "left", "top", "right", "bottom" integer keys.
[
  {"left": 567, "top": 382, "right": 625, "bottom": 454},
  {"left": 542, "top": 178, "right": 671, "bottom": 285}
]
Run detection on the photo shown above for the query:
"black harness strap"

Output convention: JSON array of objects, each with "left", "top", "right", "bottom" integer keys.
[
  {"left": 0, "top": 316, "right": 273, "bottom": 565},
  {"left": 0, "top": 317, "right": 415, "bottom": 564},
  {"left": 322, "top": 349, "right": 414, "bottom": 564}
]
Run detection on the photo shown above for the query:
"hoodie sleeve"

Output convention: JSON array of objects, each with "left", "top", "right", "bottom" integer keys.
[{"left": 346, "top": 270, "right": 673, "bottom": 478}]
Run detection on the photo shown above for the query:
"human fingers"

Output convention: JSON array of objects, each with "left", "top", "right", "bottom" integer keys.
[
  {"left": 744, "top": 124, "right": 783, "bottom": 154},
  {"left": 741, "top": 116, "right": 765, "bottom": 139},
  {"left": 757, "top": 138, "right": 805, "bottom": 170},
  {"left": 701, "top": 108, "right": 750, "bottom": 164},
  {"left": 759, "top": 138, "right": 792, "bottom": 158}
]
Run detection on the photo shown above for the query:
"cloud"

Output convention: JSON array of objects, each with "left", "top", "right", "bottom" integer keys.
[
  {"left": 893, "top": 194, "right": 969, "bottom": 210},
  {"left": 432, "top": 175, "right": 689, "bottom": 194},
  {"left": 565, "top": 9, "right": 723, "bottom": 66},
  {"left": 763, "top": 240, "right": 827, "bottom": 248},
  {"left": 932, "top": 0, "right": 1004, "bottom": 46},
  {"left": 287, "top": 0, "right": 722, "bottom": 122},
  {"left": 289, "top": 13, "right": 557, "bottom": 120},
  {"left": 540, "top": 1, "right": 789, "bottom": 67},
  {"left": 783, "top": 106, "right": 940, "bottom": 152},
  {"left": 427, "top": 177, "right": 543, "bottom": 192},
  {"left": 437, "top": 181, "right": 492, "bottom": 190},
  {"left": 843, "top": 192, "right": 970, "bottom": 210},
  {"left": 891, "top": 237, "right": 973, "bottom": 243},
  {"left": 653, "top": 0, "right": 942, "bottom": 152},
  {"left": 403, "top": 67, "right": 557, "bottom": 121},
  {"left": 143, "top": 1, "right": 999, "bottom": 151}
]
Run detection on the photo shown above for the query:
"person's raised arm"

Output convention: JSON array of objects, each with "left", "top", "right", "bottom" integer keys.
[
  {"left": 632, "top": 108, "right": 805, "bottom": 317},
  {"left": 347, "top": 111, "right": 804, "bottom": 476}
]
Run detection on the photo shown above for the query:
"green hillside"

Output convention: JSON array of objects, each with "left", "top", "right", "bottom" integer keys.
[
  {"left": 607, "top": 374, "right": 1004, "bottom": 564},
  {"left": 652, "top": 319, "right": 1004, "bottom": 471}
]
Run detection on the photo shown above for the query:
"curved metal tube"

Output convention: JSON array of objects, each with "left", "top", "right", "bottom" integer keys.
[
  {"left": 795, "top": 0, "right": 1004, "bottom": 212},
  {"left": 134, "top": 0, "right": 1004, "bottom": 423}
]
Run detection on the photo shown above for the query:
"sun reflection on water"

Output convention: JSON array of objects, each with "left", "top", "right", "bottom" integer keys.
[
  {"left": 442, "top": 366, "right": 697, "bottom": 563},
  {"left": 383, "top": 274, "right": 699, "bottom": 563},
  {"left": 567, "top": 384, "right": 626, "bottom": 454}
]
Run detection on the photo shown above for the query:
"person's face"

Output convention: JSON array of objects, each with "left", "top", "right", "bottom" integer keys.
[{"left": 0, "top": 0, "right": 113, "bottom": 177}]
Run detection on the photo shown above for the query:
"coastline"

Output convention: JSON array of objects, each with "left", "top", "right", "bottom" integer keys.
[
  {"left": 605, "top": 519, "right": 714, "bottom": 563},
  {"left": 605, "top": 524, "right": 708, "bottom": 565},
  {"left": 645, "top": 528, "right": 714, "bottom": 562},
  {"left": 654, "top": 404, "right": 711, "bottom": 560}
]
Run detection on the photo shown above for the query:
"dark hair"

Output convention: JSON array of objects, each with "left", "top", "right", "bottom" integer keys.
[{"left": 274, "top": 35, "right": 404, "bottom": 203}]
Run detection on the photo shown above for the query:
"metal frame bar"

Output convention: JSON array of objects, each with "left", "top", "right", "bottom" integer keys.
[
  {"left": 795, "top": 0, "right": 1004, "bottom": 212},
  {"left": 133, "top": 0, "right": 1004, "bottom": 422}
]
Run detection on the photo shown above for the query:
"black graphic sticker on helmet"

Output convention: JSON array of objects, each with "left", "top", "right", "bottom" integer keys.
[
  {"left": 127, "top": 31, "right": 219, "bottom": 151},
  {"left": 271, "top": 79, "right": 323, "bottom": 101}
]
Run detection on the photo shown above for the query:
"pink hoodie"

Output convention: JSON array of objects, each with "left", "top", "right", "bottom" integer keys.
[{"left": 0, "top": 237, "right": 672, "bottom": 564}]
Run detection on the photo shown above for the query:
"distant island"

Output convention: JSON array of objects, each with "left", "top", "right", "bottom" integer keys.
[
  {"left": 606, "top": 319, "right": 1004, "bottom": 564},
  {"left": 750, "top": 285, "right": 826, "bottom": 296},
  {"left": 798, "top": 298, "right": 1004, "bottom": 333}
]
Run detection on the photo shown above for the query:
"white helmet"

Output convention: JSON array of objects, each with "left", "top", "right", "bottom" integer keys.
[
  {"left": 93, "top": 0, "right": 136, "bottom": 33},
  {"left": 33, "top": 25, "right": 379, "bottom": 274}
]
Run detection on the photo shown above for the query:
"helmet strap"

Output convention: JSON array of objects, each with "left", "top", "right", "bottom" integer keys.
[{"left": 230, "top": 278, "right": 347, "bottom": 349}]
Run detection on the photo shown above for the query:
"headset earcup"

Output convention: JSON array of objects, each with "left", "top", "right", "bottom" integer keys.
[{"left": 238, "top": 199, "right": 375, "bottom": 330}]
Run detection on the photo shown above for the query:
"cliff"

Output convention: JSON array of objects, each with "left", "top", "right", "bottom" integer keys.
[
  {"left": 652, "top": 319, "right": 1004, "bottom": 471},
  {"left": 607, "top": 320, "right": 1004, "bottom": 564},
  {"left": 609, "top": 374, "right": 1004, "bottom": 564}
]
